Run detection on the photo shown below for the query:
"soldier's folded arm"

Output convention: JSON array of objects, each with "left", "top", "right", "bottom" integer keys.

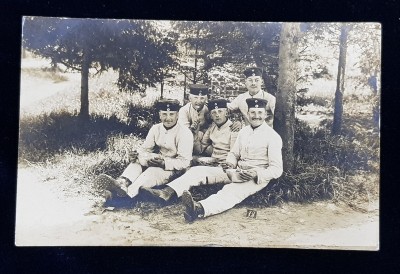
[
  {"left": 225, "top": 132, "right": 242, "bottom": 168},
  {"left": 195, "top": 126, "right": 212, "bottom": 155},
  {"left": 164, "top": 129, "right": 194, "bottom": 171},
  {"left": 268, "top": 94, "right": 276, "bottom": 114},
  {"left": 137, "top": 125, "right": 159, "bottom": 166},
  {"left": 254, "top": 135, "right": 283, "bottom": 185}
]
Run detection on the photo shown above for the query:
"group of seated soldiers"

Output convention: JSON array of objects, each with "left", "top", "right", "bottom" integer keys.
[{"left": 95, "top": 67, "right": 283, "bottom": 223}]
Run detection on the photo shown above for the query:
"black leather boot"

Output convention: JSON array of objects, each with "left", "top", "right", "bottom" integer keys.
[
  {"left": 182, "top": 191, "right": 204, "bottom": 223},
  {"left": 103, "top": 189, "right": 136, "bottom": 208},
  {"left": 95, "top": 174, "right": 130, "bottom": 198},
  {"left": 141, "top": 186, "right": 177, "bottom": 204}
]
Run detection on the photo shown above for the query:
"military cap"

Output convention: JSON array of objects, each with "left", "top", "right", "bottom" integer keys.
[
  {"left": 156, "top": 99, "right": 181, "bottom": 111},
  {"left": 246, "top": 98, "right": 268, "bottom": 109},
  {"left": 207, "top": 98, "right": 228, "bottom": 110},
  {"left": 189, "top": 84, "right": 209, "bottom": 96},
  {"left": 243, "top": 67, "right": 263, "bottom": 78}
]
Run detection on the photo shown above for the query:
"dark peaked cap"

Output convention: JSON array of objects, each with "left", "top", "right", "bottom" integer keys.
[
  {"left": 243, "top": 67, "right": 263, "bottom": 78},
  {"left": 156, "top": 99, "right": 181, "bottom": 111},
  {"left": 246, "top": 98, "right": 268, "bottom": 109},
  {"left": 189, "top": 84, "right": 209, "bottom": 96},
  {"left": 208, "top": 98, "right": 228, "bottom": 110}
]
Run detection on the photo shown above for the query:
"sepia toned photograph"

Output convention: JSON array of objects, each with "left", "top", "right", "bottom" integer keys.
[{"left": 16, "top": 17, "right": 380, "bottom": 249}]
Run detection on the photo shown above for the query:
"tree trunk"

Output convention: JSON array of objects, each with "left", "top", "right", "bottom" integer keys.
[
  {"left": 193, "top": 26, "right": 200, "bottom": 84},
  {"left": 80, "top": 47, "right": 90, "bottom": 119},
  {"left": 332, "top": 24, "right": 349, "bottom": 135},
  {"left": 274, "top": 23, "right": 300, "bottom": 174},
  {"left": 194, "top": 44, "right": 198, "bottom": 84},
  {"left": 369, "top": 74, "right": 380, "bottom": 132}
]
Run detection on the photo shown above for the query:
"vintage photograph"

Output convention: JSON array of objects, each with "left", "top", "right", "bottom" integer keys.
[{"left": 16, "top": 17, "right": 380, "bottom": 249}]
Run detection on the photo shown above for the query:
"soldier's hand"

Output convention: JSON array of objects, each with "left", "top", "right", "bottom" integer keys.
[
  {"left": 219, "top": 162, "right": 235, "bottom": 171},
  {"left": 239, "top": 170, "right": 258, "bottom": 182},
  {"left": 230, "top": 121, "right": 242, "bottom": 132},
  {"left": 129, "top": 150, "right": 139, "bottom": 162},
  {"left": 190, "top": 119, "right": 200, "bottom": 131},
  {"left": 197, "top": 160, "right": 215, "bottom": 167},
  {"left": 148, "top": 157, "right": 165, "bottom": 168}
]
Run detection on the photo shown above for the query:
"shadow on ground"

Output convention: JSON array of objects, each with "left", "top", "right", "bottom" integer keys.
[{"left": 19, "top": 109, "right": 154, "bottom": 162}]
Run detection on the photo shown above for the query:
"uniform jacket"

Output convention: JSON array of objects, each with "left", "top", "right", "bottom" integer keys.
[
  {"left": 197, "top": 119, "right": 238, "bottom": 162},
  {"left": 178, "top": 103, "right": 210, "bottom": 134},
  {"left": 226, "top": 122, "right": 283, "bottom": 184},
  {"left": 138, "top": 122, "right": 193, "bottom": 171}
]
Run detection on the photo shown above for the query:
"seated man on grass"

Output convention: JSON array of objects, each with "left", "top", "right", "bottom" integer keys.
[
  {"left": 95, "top": 99, "right": 193, "bottom": 206},
  {"left": 141, "top": 98, "right": 238, "bottom": 204},
  {"left": 180, "top": 98, "right": 283, "bottom": 222}
]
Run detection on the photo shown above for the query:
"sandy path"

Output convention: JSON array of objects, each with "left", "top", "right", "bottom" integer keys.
[{"left": 15, "top": 168, "right": 379, "bottom": 250}]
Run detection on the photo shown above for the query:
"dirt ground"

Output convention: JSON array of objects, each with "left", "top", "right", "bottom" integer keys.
[{"left": 15, "top": 168, "right": 379, "bottom": 250}]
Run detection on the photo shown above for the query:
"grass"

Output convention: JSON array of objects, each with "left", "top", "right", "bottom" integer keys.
[
  {"left": 19, "top": 66, "right": 379, "bottom": 211},
  {"left": 19, "top": 102, "right": 159, "bottom": 163}
]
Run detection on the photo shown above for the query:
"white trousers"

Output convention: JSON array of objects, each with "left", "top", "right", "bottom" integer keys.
[
  {"left": 199, "top": 179, "right": 270, "bottom": 217},
  {"left": 167, "top": 166, "right": 231, "bottom": 197},
  {"left": 168, "top": 165, "right": 270, "bottom": 217},
  {"left": 121, "top": 163, "right": 174, "bottom": 198}
]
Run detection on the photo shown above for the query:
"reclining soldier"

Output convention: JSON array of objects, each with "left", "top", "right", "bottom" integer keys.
[
  {"left": 181, "top": 98, "right": 283, "bottom": 222},
  {"left": 95, "top": 99, "right": 193, "bottom": 205},
  {"left": 141, "top": 98, "right": 238, "bottom": 204}
]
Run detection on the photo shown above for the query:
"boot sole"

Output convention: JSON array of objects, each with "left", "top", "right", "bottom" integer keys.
[
  {"left": 182, "top": 191, "right": 196, "bottom": 222},
  {"left": 97, "top": 174, "right": 129, "bottom": 198}
]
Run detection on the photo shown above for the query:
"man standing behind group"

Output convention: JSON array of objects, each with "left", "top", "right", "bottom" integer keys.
[
  {"left": 178, "top": 84, "right": 211, "bottom": 155},
  {"left": 228, "top": 67, "right": 276, "bottom": 129}
]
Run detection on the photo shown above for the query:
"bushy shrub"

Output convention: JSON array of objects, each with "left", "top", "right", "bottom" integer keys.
[
  {"left": 126, "top": 102, "right": 160, "bottom": 137},
  {"left": 240, "top": 116, "right": 379, "bottom": 207}
]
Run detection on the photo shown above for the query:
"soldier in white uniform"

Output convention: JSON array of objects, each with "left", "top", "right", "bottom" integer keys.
[
  {"left": 228, "top": 67, "right": 276, "bottom": 129},
  {"left": 141, "top": 99, "right": 238, "bottom": 204},
  {"left": 95, "top": 99, "right": 193, "bottom": 205},
  {"left": 182, "top": 98, "right": 283, "bottom": 222},
  {"left": 178, "top": 84, "right": 211, "bottom": 155}
]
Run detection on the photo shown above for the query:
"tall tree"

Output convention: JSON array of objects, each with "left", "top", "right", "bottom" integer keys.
[
  {"left": 201, "top": 22, "right": 281, "bottom": 94},
  {"left": 332, "top": 23, "right": 351, "bottom": 135},
  {"left": 300, "top": 23, "right": 381, "bottom": 132},
  {"left": 22, "top": 17, "right": 175, "bottom": 118},
  {"left": 172, "top": 21, "right": 215, "bottom": 84},
  {"left": 349, "top": 23, "right": 381, "bottom": 131},
  {"left": 115, "top": 21, "right": 178, "bottom": 95},
  {"left": 172, "top": 22, "right": 281, "bottom": 94},
  {"left": 274, "top": 23, "right": 301, "bottom": 173}
]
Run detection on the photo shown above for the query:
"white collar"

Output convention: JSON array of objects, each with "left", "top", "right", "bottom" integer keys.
[{"left": 248, "top": 90, "right": 264, "bottom": 98}]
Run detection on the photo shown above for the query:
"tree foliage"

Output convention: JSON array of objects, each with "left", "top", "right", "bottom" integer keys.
[
  {"left": 22, "top": 17, "right": 177, "bottom": 117},
  {"left": 172, "top": 21, "right": 281, "bottom": 93}
]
